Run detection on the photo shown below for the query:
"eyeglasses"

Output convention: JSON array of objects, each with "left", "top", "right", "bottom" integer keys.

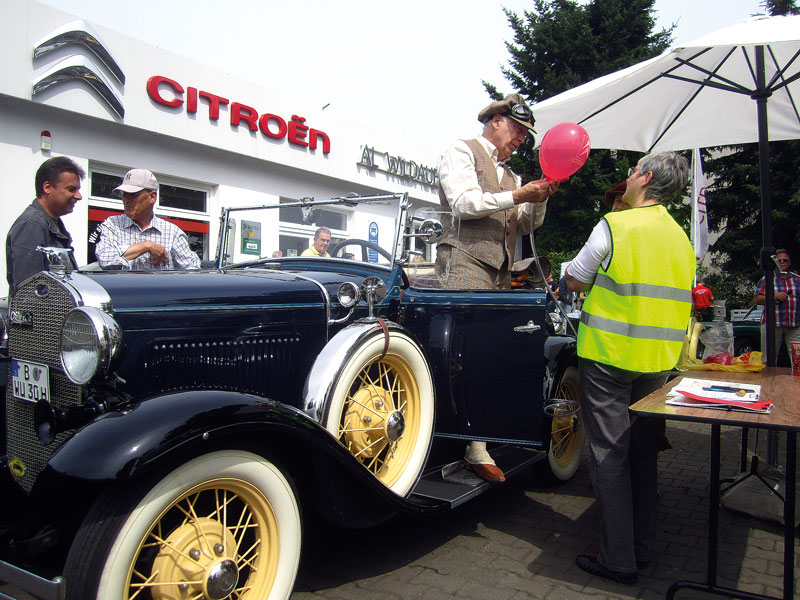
[
  {"left": 777, "top": 258, "right": 790, "bottom": 263},
  {"left": 502, "top": 103, "right": 534, "bottom": 125},
  {"left": 628, "top": 166, "right": 639, "bottom": 177}
]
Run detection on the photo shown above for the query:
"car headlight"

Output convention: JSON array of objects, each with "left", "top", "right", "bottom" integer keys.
[
  {"left": 338, "top": 281, "right": 360, "bottom": 308},
  {"left": 60, "top": 307, "right": 122, "bottom": 384}
]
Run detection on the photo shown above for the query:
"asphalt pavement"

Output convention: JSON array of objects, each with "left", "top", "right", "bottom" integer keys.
[{"left": 293, "top": 420, "right": 800, "bottom": 600}]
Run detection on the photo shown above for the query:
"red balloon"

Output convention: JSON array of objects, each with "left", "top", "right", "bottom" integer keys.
[{"left": 539, "top": 123, "right": 591, "bottom": 180}]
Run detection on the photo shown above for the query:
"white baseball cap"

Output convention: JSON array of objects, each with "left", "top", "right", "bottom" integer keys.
[{"left": 114, "top": 169, "right": 158, "bottom": 193}]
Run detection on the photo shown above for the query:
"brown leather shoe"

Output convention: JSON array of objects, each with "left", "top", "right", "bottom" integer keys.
[{"left": 463, "top": 460, "right": 505, "bottom": 482}]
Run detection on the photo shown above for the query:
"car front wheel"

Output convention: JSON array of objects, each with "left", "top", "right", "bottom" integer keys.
[
  {"left": 63, "top": 450, "right": 301, "bottom": 600},
  {"left": 324, "top": 330, "right": 434, "bottom": 496}
]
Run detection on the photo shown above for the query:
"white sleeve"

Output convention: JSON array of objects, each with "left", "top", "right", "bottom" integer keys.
[
  {"left": 567, "top": 220, "right": 612, "bottom": 284},
  {"left": 437, "top": 141, "right": 515, "bottom": 219}
]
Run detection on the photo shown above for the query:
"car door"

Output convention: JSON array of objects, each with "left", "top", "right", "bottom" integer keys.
[{"left": 402, "top": 287, "right": 548, "bottom": 444}]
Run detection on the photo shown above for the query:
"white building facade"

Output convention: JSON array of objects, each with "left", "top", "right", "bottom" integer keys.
[{"left": 0, "top": 0, "right": 440, "bottom": 296}]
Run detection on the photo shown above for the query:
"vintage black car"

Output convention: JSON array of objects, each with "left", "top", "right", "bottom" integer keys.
[{"left": 0, "top": 193, "right": 582, "bottom": 600}]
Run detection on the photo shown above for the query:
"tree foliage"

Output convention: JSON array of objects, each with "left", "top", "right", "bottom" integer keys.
[{"left": 485, "top": 0, "right": 676, "bottom": 259}]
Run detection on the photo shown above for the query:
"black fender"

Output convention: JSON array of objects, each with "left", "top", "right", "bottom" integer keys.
[
  {"left": 543, "top": 335, "right": 578, "bottom": 399},
  {"left": 26, "top": 390, "right": 441, "bottom": 536},
  {"left": 44, "top": 391, "right": 326, "bottom": 482}
]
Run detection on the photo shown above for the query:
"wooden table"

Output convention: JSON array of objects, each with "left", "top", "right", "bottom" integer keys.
[{"left": 630, "top": 368, "right": 799, "bottom": 600}]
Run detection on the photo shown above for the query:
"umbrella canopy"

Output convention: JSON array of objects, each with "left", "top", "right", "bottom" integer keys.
[
  {"left": 531, "top": 14, "right": 800, "bottom": 366},
  {"left": 532, "top": 14, "right": 800, "bottom": 152}
]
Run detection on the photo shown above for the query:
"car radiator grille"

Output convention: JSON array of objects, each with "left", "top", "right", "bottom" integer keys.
[
  {"left": 6, "top": 274, "right": 81, "bottom": 493},
  {"left": 146, "top": 336, "right": 300, "bottom": 396}
]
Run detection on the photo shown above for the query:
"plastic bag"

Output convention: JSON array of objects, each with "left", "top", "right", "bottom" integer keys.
[{"left": 699, "top": 322, "right": 734, "bottom": 360}]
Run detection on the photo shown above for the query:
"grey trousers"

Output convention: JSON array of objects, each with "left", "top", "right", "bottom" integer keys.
[{"left": 578, "top": 358, "right": 669, "bottom": 573}]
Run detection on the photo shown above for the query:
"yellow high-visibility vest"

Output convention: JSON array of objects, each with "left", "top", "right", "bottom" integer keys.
[{"left": 578, "top": 204, "right": 696, "bottom": 372}]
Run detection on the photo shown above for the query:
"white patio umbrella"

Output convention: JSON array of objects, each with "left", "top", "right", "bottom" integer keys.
[{"left": 531, "top": 14, "right": 800, "bottom": 366}]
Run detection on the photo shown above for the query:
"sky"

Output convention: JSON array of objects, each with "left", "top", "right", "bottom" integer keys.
[{"left": 38, "top": 0, "right": 765, "bottom": 153}]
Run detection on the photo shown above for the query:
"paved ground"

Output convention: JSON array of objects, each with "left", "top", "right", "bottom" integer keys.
[
  {"left": 1, "top": 420, "right": 797, "bottom": 599},
  {"left": 293, "top": 421, "right": 800, "bottom": 599}
]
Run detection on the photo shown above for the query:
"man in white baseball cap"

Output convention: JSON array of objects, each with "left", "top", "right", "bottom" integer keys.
[{"left": 95, "top": 168, "right": 200, "bottom": 270}]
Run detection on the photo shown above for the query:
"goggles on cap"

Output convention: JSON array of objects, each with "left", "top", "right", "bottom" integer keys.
[{"left": 502, "top": 103, "right": 534, "bottom": 125}]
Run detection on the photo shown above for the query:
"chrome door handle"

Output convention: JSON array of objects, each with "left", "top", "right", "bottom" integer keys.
[{"left": 514, "top": 320, "right": 541, "bottom": 334}]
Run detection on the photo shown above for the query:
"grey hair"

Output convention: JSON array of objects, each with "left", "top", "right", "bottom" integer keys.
[
  {"left": 314, "top": 226, "right": 331, "bottom": 238},
  {"left": 638, "top": 151, "right": 689, "bottom": 203}
]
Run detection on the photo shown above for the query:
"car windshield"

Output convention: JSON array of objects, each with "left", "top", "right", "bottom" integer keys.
[{"left": 213, "top": 194, "right": 554, "bottom": 293}]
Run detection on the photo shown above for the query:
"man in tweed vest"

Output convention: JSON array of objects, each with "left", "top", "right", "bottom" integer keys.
[{"left": 435, "top": 93, "right": 559, "bottom": 482}]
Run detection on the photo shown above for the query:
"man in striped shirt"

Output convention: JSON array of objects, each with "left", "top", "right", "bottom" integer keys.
[
  {"left": 753, "top": 249, "right": 800, "bottom": 362},
  {"left": 96, "top": 169, "right": 200, "bottom": 271}
]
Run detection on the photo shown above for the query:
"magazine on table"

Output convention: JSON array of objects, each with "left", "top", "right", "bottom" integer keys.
[{"left": 666, "top": 377, "right": 772, "bottom": 414}]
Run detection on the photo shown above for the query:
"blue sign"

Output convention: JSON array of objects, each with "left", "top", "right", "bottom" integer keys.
[{"left": 368, "top": 222, "right": 379, "bottom": 263}]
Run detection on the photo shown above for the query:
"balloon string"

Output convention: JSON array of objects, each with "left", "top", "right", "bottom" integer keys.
[{"left": 528, "top": 215, "right": 578, "bottom": 338}]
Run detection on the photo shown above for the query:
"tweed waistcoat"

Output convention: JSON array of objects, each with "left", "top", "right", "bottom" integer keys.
[{"left": 437, "top": 139, "right": 518, "bottom": 270}]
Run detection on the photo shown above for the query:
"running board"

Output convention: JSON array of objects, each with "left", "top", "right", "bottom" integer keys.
[{"left": 409, "top": 446, "right": 546, "bottom": 508}]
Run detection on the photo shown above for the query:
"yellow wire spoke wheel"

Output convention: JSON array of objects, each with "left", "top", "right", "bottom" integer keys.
[
  {"left": 546, "top": 366, "right": 585, "bottom": 480},
  {"left": 64, "top": 451, "right": 301, "bottom": 600},
  {"left": 127, "top": 478, "right": 278, "bottom": 600},
  {"left": 325, "top": 331, "right": 434, "bottom": 496}
]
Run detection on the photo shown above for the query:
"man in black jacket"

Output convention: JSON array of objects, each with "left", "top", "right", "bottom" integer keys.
[{"left": 6, "top": 156, "right": 85, "bottom": 293}]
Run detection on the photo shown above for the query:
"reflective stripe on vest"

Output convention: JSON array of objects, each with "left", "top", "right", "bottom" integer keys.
[
  {"left": 577, "top": 204, "right": 695, "bottom": 372},
  {"left": 579, "top": 311, "right": 686, "bottom": 343},
  {"left": 593, "top": 273, "right": 692, "bottom": 304}
]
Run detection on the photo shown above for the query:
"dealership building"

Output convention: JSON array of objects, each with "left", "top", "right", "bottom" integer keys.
[{"left": 0, "top": 0, "right": 440, "bottom": 296}]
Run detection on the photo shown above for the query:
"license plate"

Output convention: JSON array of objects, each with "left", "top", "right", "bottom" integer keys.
[{"left": 11, "top": 359, "right": 50, "bottom": 403}]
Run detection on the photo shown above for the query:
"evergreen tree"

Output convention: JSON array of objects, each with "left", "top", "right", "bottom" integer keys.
[
  {"left": 485, "top": 0, "right": 675, "bottom": 264},
  {"left": 703, "top": 0, "right": 800, "bottom": 307}
]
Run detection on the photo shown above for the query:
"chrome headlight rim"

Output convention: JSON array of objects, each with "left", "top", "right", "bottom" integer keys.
[
  {"left": 59, "top": 306, "right": 122, "bottom": 384},
  {"left": 337, "top": 281, "right": 360, "bottom": 309}
]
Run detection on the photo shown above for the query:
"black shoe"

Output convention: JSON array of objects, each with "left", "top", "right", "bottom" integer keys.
[{"left": 576, "top": 554, "right": 637, "bottom": 585}]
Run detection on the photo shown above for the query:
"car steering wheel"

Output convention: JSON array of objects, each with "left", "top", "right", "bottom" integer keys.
[{"left": 331, "top": 239, "right": 392, "bottom": 262}]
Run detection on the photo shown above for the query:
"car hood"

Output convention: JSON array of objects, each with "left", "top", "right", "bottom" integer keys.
[{"left": 82, "top": 268, "right": 326, "bottom": 311}]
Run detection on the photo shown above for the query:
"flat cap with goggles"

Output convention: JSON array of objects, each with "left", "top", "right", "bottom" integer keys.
[{"left": 477, "top": 93, "right": 536, "bottom": 135}]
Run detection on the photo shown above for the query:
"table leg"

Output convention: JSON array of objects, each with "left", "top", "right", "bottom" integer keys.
[
  {"left": 741, "top": 427, "right": 749, "bottom": 472},
  {"left": 782, "top": 432, "right": 795, "bottom": 600},
  {"left": 667, "top": 424, "right": 794, "bottom": 600},
  {"left": 709, "top": 422, "right": 720, "bottom": 587}
]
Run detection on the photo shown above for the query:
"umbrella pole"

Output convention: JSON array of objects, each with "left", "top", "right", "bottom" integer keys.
[{"left": 755, "top": 45, "right": 777, "bottom": 368}]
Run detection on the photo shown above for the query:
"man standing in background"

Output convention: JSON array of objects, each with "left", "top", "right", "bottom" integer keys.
[
  {"left": 301, "top": 227, "right": 332, "bottom": 257},
  {"left": 753, "top": 249, "right": 800, "bottom": 362},
  {"left": 692, "top": 279, "right": 714, "bottom": 321}
]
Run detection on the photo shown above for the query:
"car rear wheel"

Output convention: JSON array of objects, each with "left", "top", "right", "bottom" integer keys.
[
  {"left": 63, "top": 450, "right": 301, "bottom": 600},
  {"left": 324, "top": 330, "right": 434, "bottom": 496},
  {"left": 542, "top": 366, "right": 585, "bottom": 481}
]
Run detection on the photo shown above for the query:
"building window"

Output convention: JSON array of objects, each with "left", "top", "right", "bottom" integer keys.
[
  {"left": 90, "top": 172, "right": 122, "bottom": 199},
  {"left": 159, "top": 184, "right": 207, "bottom": 212},
  {"left": 278, "top": 197, "right": 347, "bottom": 230}
]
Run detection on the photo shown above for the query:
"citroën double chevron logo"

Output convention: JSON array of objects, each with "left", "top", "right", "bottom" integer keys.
[{"left": 31, "top": 19, "right": 126, "bottom": 118}]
